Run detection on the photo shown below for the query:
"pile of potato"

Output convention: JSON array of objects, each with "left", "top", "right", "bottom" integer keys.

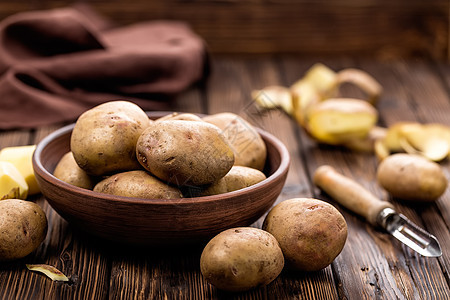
[
  {"left": 200, "top": 197, "right": 348, "bottom": 292},
  {"left": 55, "top": 101, "right": 268, "bottom": 199}
]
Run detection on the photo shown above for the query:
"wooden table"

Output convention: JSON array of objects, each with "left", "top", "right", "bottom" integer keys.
[{"left": 0, "top": 55, "right": 449, "bottom": 299}]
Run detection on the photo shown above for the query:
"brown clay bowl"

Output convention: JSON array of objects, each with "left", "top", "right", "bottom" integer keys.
[{"left": 33, "top": 112, "right": 290, "bottom": 246}]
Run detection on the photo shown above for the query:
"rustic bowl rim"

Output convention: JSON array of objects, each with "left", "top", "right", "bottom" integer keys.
[{"left": 33, "top": 114, "right": 290, "bottom": 205}]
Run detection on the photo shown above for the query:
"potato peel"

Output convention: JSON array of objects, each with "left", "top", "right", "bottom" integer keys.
[
  {"left": 252, "top": 85, "right": 293, "bottom": 114},
  {"left": 291, "top": 81, "right": 320, "bottom": 126},
  {"left": 305, "top": 98, "right": 378, "bottom": 145},
  {"left": 296, "top": 63, "right": 339, "bottom": 99},
  {"left": 336, "top": 68, "right": 383, "bottom": 105},
  {"left": 344, "top": 126, "right": 387, "bottom": 153},
  {"left": 376, "top": 122, "right": 450, "bottom": 161},
  {"left": 26, "top": 264, "right": 69, "bottom": 282}
]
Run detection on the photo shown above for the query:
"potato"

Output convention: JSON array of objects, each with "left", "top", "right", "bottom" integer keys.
[
  {"left": 156, "top": 112, "right": 203, "bottom": 122},
  {"left": 183, "top": 166, "right": 266, "bottom": 197},
  {"left": 0, "top": 145, "right": 39, "bottom": 195},
  {"left": 94, "top": 170, "right": 182, "bottom": 199},
  {"left": 223, "top": 166, "right": 266, "bottom": 192},
  {"left": 181, "top": 178, "right": 228, "bottom": 197},
  {"left": 203, "top": 112, "right": 267, "bottom": 171},
  {"left": 0, "top": 161, "right": 28, "bottom": 200},
  {"left": 71, "top": 101, "right": 151, "bottom": 176},
  {"left": 136, "top": 120, "right": 234, "bottom": 186},
  {"left": 200, "top": 227, "right": 284, "bottom": 292},
  {"left": 0, "top": 199, "right": 47, "bottom": 261},
  {"left": 54, "top": 152, "right": 95, "bottom": 189},
  {"left": 263, "top": 198, "right": 347, "bottom": 271},
  {"left": 377, "top": 153, "right": 448, "bottom": 202},
  {"left": 305, "top": 98, "right": 378, "bottom": 145}
]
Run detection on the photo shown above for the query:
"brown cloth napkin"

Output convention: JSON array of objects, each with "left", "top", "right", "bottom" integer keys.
[{"left": 0, "top": 4, "right": 208, "bottom": 129}]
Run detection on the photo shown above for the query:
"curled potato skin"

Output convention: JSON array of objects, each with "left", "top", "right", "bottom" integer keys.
[
  {"left": 377, "top": 153, "right": 448, "bottom": 202},
  {"left": 0, "top": 199, "right": 47, "bottom": 261},
  {"left": 136, "top": 120, "right": 234, "bottom": 186},
  {"left": 200, "top": 227, "right": 284, "bottom": 292}
]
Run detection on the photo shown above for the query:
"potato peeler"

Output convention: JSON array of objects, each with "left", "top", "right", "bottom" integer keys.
[{"left": 313, "top": 165, "right": 442, "bottom": 257}]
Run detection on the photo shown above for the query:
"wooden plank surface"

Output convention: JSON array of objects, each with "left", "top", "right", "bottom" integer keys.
[
  {"left": 0, "top": 55, "right": 450, "bottom": 299},
  {"left": 0, "top": 1, "right": 447, "bottom": 58}
]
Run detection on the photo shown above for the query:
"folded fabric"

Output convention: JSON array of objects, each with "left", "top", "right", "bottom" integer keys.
[{"left": 0, "top": 4, "right": 209, "bottom": 129}]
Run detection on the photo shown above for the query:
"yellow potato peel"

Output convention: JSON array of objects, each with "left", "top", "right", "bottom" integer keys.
[
  {"left": 305, "top": 98, "right": 378, "bottom": 145},
  {"left": 294, "top": 63, "right": 339, "bottom": 99},
  {"left": 344, "top": 126, "right": 387, "bottom": 153},
  {"left": 252, "top": 63, "right": 385, "bottom": 150},
  {"left": 26, "top": 264, "right": 69, "bottom": 282},
  {"left": 375, "top": 122, "right": 450, "bottom": 161},
  {"left": 336, "top": 68, "right": 383, "bottom": 106},
  {"left": 291, "top": 81, "right": 320, "bottom": 126},
  {"left": 252, "top": 85, "right": 293, "bottom": 114}
]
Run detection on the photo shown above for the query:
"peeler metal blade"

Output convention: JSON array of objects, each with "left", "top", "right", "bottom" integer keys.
[{"left": 378, "top": 208, "right": 442, "bottom": 257}]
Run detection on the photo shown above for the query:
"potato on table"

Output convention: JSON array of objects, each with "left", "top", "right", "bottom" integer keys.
[
  {"left": 71, "top": 101, "right": 151, "bottom": 176},
  {"left": 136, "top": 120, "right": 234, "bottom": 186},
  {"left": 0, "top": 199, "right": 47, "bottom": 261},
  {"left": 263, "top": 198, "right": 347, "bottom": 271},
  {"left": 200, "top": 227, "right": 284, "bottom": 292},
  {"left": 377, "top": 153, "right": 448, "bottom": 202},
  {"left": 94, "top": 170, "right": 182, "bottom": 199}
]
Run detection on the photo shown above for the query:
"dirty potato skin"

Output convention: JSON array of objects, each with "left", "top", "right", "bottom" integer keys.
[
  {"left": 0, "top": 199, "right": 47, "bottom": 261},
  {"left": 71, "top": 101, "right": 151, "bottom": 176},
  {"left": 54, "top": 152, "right": 96, "bottom": 189},
  {"left": 94, "top": 170, "right": 182, "bottom": 199},
  {"left": 200, "top": 227, "right": 284, "bottom": 292},
  {"left": 223, "top": 166, "right": 266, "bottom": 192},
  {"left": 156, "top": 112, "right": 203, "bottom": 122},
  {"left": 263, "top": 198, "right": 347, "bottom": 271},
  {"left": 181, "top": 178, "right": 228, "bottom": 197},
  {"left": 192, "top": 166, "right": 267, "bottom": 197},
  {"left": 203, "top": 112, "right": 267, "bottom": 171},
  {"left": 136, "top": 120, "right": 234, "bottom": 186},
  {"left": 377, "top": 153, "right": 448, "bottom": 202},
  {"left": 183, "top": 166, "right": 266, "bottom": 197}
]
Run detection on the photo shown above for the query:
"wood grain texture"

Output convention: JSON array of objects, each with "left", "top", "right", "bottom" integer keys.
[
  {"left": 279, "top": 56, "right": 450, "bottom": 299},
  {"left": 1, "top": 55, "right": 450, "bottom": 299},
  {"left": 0, "top": 0, "right": 447, "bottom": 58},
  {"left": 205, "top": 57, "right": 339, "bottom": 299}
]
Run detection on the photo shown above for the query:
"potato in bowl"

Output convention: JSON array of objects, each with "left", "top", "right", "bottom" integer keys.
[{"left": 32, "top": 109, "right": 290, "bottom": 245}]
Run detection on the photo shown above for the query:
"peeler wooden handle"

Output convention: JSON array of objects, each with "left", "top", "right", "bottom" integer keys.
[{"left": 313, "top": 165, "right": 394, "bottom": 226}]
